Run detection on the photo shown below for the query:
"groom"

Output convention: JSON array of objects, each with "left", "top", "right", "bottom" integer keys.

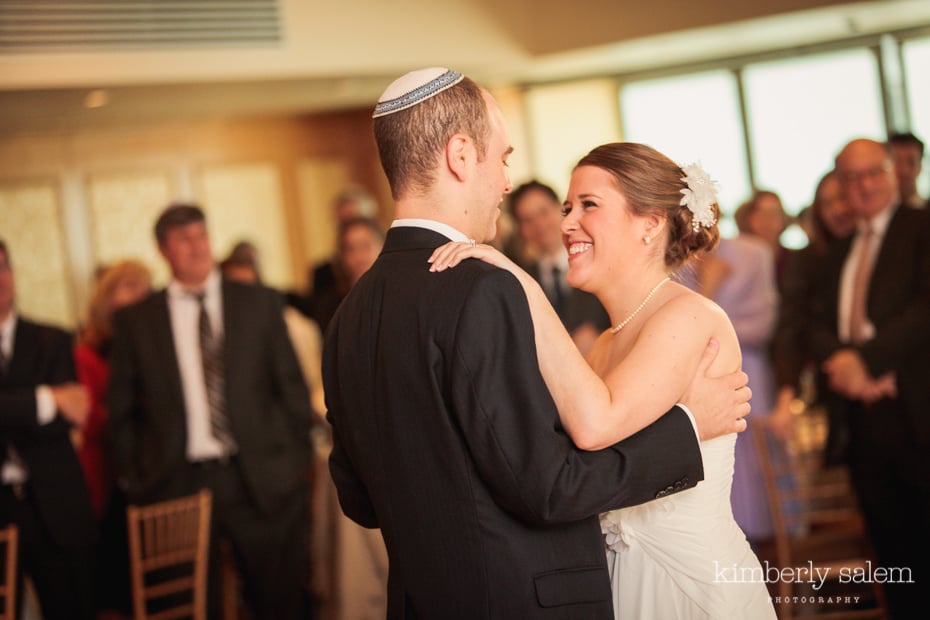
[{"left": 323, "top": 67, "right": 750, "bottom": 619}]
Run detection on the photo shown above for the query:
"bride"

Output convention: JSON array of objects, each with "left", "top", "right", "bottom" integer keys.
[{"left": 430, "top": 142, "right": 776, "bottom": 619}]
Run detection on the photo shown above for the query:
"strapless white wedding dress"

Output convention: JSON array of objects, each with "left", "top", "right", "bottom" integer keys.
[{"left": 601, "top": 434, "right": 776, "bottom": 619}]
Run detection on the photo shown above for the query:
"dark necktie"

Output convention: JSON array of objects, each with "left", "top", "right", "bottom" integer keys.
[
  {"left": 194, "top": 294, "right": 236, "bottom": 451},
  {"left": 0, "top": 331, "right": 8, "bottom": 376},
  {"left": 551, "top": 265, "right": 566, "bottom": 318}
]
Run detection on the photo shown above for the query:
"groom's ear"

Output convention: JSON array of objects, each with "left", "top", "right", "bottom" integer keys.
[{"left": 445, "top": 133, "right": 474, "bottom": 182}]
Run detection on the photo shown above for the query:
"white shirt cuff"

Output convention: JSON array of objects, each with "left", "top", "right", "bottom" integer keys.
[
  {"left": 676, "top": 402, "right": 700, "bottom": 440},
  {"left": 35, "top": 385, "right": 57, "bottom": 425}
]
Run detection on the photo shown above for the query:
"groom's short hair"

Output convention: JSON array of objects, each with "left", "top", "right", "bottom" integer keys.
[{"left": 374, "top": 76, "right": 490, "bottom": 201}]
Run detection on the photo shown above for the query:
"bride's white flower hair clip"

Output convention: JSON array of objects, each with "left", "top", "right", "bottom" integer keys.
[{"left": 679, "top": 163, "right": 719, "bottom": 233}]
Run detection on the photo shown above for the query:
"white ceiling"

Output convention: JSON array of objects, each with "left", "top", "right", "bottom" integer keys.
[{"left": 0, "top": 0, "right": 928, "bottom": 135}]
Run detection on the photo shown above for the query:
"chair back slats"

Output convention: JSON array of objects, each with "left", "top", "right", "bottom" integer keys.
[
  {"left": 141, "top": 549, "right": 199, "bottom": 572},
  {"left": 752, "top": 408, "right": 888, "bottom": 620},
  {"left": 144, "top": 577, "right": 196, "bottom": 599},
  {"left": 0, "top": 525, "right": 18, "bottom": 620},
  {"left": 127, "top": 489, "right": 212, "bottom": 620},
  {"left": 147, "top": 604, "right": 197, "bottom": 620},
  {"left": 141, "top": 513, "right": 201, "bottom": 558}
]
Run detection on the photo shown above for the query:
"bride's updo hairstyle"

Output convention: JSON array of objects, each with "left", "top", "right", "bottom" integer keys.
[{"left": 575, "top": 142, "right": 720, "bottom": 269}]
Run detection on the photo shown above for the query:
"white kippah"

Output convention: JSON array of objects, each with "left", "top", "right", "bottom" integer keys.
[{"left": 372, "top": 67, "right": 465, "bottom": 118}]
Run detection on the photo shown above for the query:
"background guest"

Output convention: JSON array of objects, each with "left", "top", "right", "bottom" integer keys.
[
  {"left": 222, "top": 234, "right": 390, "bottom": 620},
  {"left": 770, "top": 170, "right": 856, "bottom": 460},
  {"left": 74, "top": 258, "right": 152, "bottom": 616},
  {"left": 109, "top": 204, "right": 314, "bottom": 619},
  {"left": 734, "top": 190, "right": 791, "bottom": 285},
  {"left": 888, "top": 131, "right": 927, "bottom": 209},
  {"left": 305, "top": 216, "right": 384, "bottom": 333},
  {"left": 220, "top": 241, "right": 325, "bottom": 422},
  {"left": 508, "top": 180, "right": 609, "bottom": 353},
  {"left": 0, "top": 238, "right": 96, "bottom": 620},
  {"left": 810, "top": 139, "right": 930, "bottom": 617},
  {"left": 309, "top": 185, "right": 378, "bottom": 295}
]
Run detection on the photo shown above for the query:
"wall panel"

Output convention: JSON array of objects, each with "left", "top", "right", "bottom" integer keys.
[
  {"left": 0, "top": 180, "right": 74, "bottom": 327},
  {"left": 199, "top": 162, "right": 292, "bottom": 289},
  {"left": 87, "top": 169, "right": 175, "bottom": 285}
]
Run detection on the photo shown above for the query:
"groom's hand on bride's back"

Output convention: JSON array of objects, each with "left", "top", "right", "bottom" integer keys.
[{"left": 681, "top": 338, "right": 751, "bottom": 441}]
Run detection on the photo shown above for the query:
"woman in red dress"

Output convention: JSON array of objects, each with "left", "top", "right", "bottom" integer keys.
[{"left": 75, "top": 259, "right": 151, "bottom": 615}]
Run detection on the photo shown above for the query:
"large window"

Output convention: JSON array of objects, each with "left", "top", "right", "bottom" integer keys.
[
  {"left": 902, "top": 35, "right": 930, "bottom": 198},
  {"left": 743, "top": 49, "right": 885, "bottom": 216},
  {"left": 620, "top": 70, "right": 748, "bottom": 238},
  {"left": 619, "top": 39, "right": 919, "bottom": 245}
]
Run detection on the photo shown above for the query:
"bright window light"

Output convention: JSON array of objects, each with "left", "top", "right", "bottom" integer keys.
[
  {"left": 903, "top": 36, "right": 930, "bottom": 198},
  {"left": 621, "top": 70, "right": 749, "bottom": 238},
  {"left": 743, "top": 49, "right": 885, "bottom": 216}
]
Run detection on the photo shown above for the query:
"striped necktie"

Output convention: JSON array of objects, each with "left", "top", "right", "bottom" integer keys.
[{"left": 193, "top": 293, "right": 236, "bottom": 451}]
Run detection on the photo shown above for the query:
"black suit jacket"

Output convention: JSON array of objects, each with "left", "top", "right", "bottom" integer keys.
[
  {"left": 0, "top": 318, "right": 95, "bottom": 548},
  {"left": 809, "top": 205, "right": 930, "bottom": 460},
  {"left": 324, "top": 227, "right": 703, "bottom": 619},
  {"left": 108, "top": 279, "right": 312, "bottom": 512}
]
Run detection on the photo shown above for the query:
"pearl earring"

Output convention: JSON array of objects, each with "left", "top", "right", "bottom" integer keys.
[{"left": 643, "top": 234, "right": 652, "bottom": 245}]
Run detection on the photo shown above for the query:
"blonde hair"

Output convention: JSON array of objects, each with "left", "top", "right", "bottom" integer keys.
[{"left": 81, "top": 260, "right": 152, "bottom": 348}]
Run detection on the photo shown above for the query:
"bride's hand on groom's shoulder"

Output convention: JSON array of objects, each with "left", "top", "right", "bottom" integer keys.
[
  {"left": 428, "top": 241, "right": 520, "bottom": 274},
  {"left": 682, "top": 338, "right": 752, "bottom": 441}
]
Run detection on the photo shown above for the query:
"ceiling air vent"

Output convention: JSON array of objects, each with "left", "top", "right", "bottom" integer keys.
[{"left": 0, "top": 0, "right": 282, "bottom": 52}]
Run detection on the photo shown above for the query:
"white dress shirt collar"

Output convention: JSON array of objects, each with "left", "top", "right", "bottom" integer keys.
[
  {"left": 857, "top": 203, "right": 896, "bottom": 239},
  {"left": 167, "top": 268, "right": 222, "bottom": 302},
  {"left": 391, "top": 218, "right": 470, "bottom": 243},
  {"left": 0, "top": 311, "right": 16, "bottom": 361}
]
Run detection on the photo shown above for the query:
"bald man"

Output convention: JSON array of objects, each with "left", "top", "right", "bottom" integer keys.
[{"left": 810, "top": 138, "right": 930, "bottom": 617}]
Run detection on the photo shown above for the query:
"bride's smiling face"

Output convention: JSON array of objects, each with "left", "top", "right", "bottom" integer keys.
[{"left": 561, "top": 165, "right": 648, "bottom": 293}]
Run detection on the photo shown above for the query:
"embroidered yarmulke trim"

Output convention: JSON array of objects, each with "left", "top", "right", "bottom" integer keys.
[{"left": 372, "top": 70, "right": 465, "bottom": 118}]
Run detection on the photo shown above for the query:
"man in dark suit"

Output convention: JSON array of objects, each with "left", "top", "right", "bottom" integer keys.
[
  {"left": 0, "top": 239, "right": 96, "bottom": 620},
  {"left": 108, "top": 205, "right": 313, "bottom": 619},
  {"left": 509, "top": 180, "right": 609, "bottom": 354},
  {"left": 810, "top": 138, "right": 930, "bottom": 617},
  {"left": 324, "top": 67, "right": 751, "bottom": 619},
  {"left": 888, "top": 131, "right": 927, "bottom": 209}
]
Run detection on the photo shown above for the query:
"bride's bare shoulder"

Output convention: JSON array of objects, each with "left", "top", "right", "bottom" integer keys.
[
  {"left": 653, "top": 284, "right": 741, "bottom": 367},
  {"left": 653, "top": 283, "right": 728, "bottom": 326}
]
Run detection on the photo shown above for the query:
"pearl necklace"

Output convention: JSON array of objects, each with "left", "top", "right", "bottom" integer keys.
[{"left": 609, "top": 277, "right": 671, "bottom": 335}]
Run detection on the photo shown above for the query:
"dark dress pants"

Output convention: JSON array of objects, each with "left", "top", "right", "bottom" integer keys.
[
  {"left": 186, "top": 459, "right": 311, "bottom": 620},
  {"left": 847, "top": 402, "right": 930, "bottom": 620},
  {"left": 0, "top": 483, "right": 95, "bottom": 620}
]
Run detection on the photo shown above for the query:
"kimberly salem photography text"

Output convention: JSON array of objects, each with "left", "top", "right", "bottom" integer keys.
[{"left": 714, "top": 561, "right": 914, "bottom": 591}]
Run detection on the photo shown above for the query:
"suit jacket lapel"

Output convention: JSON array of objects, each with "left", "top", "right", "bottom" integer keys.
[
  {"left": 150, "top": 291, "right": 186, "bottom": 413},
  {"left": 869, "top": 204, "right": 904, "bottom": 283},
  {"left": 867, "top": 204, "right": 909, "bottom": 322},
  {"left": 221, "top": 279, "right": 241, "bottom": 417},
  {"left": 5, "top": 319, "right": 38, "bottom": 386}
]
